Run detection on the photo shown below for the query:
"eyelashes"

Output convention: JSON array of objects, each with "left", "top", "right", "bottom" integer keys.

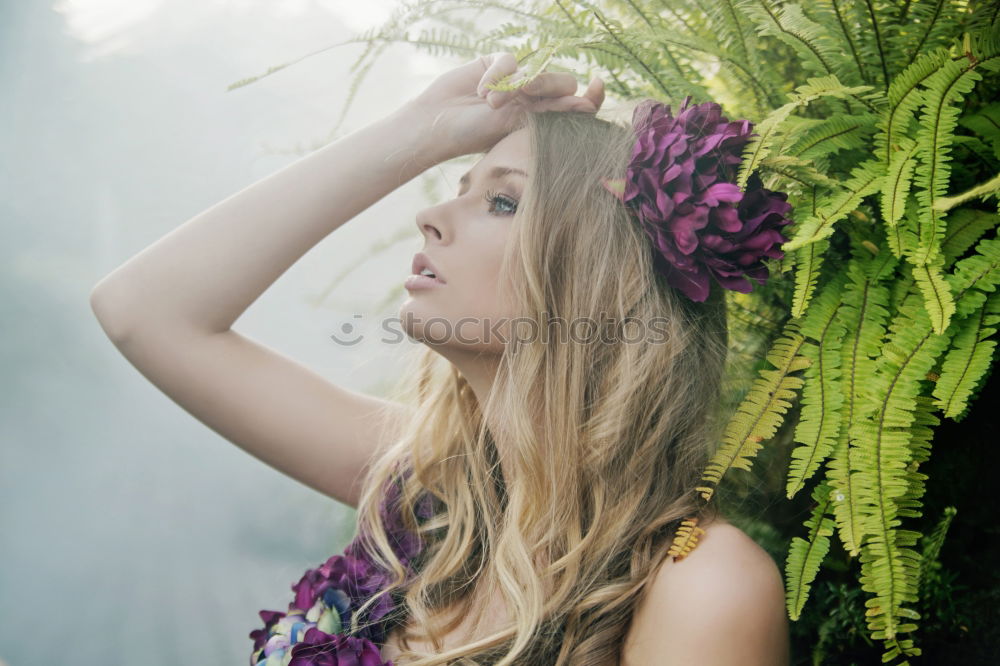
[{"left": 483, "top": 188, "right": 519, "bottom": 216}]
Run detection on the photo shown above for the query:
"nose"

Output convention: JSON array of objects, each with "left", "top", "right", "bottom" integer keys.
[{"left": 415, "top": 204, "right": 446, "bottom": 242}]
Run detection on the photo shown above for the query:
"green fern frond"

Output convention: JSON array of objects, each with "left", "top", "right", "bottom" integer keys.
[
  {"left": 823, "top": 0, "right": 895, "bottom": 92},
  {"left": 917, "top": 505, "right": 957, "bottom": 596},
  {"left": 704, "top": 0, "right": 758, "bottom": 65},
  {"left": 958, "top": 100, "right": 1000, "bottom": 160},
  {"left": 782, "top": 157, "right": 885, "bottom": 250},
  {"left": 785, "top": 480, "right": 837, "bottom": 620},
  {"left": 886, "top": 199, "right": 920, "bottom": 260},
  {"left": 759, "top": 155, "right": 842, "bottom": 189},
  {"left": 850, "top": 294, "right": 951, "bottom": 648},
  {"left": 790, "top": 238, "right": 830, "bottom": 317},
  {"left": 899, "top": 395, "right": 939, "bottom": 520},
  {"left": 788, "top": 271, "right": 848, "bottom": 498},
  {"left": 787, "top": 112, "right": 879, "bottom": 161},
  {"left": 966, "top": 0, "right": 1000, "bottom": 34},
  {"left": 853, "top": 292, "right": 952, "bottom": 430},
  {"left": 946, "top": 235, "right": 1000, "bottom": 318},
  {"left": 895, "top": 0, "right": 965, "bottom": 70},
  {"left": 737, "top": 75, "right": 876, "bottom": 189},
  {"left": 736, "top": 0, "right": 854, "bottom": 82},
  {"left": 910, "top": 56, "right": 988, "bottom": 266},
  {"left": 911, "top": 254, "right": 957, "bottom": 334},
  {"left": 880, "top": 136, "right": 920, "bottom": 227},
  {"left": 856, "top": 517, "right": 924, "bottom": 656},
  {"left": 697, "top": 325, "right": 810, "bottom": 501},
  {"left": 932, "top": 290, "right": 1000, "bottom": 419},
  {"left": 587, "top": 7, "right": 709, "bottom": 101},
  {"left": 827, "top": 256, "right": 894, "bottom": 555},
  {"left": 873, "top": 47, "right": 951, "bottom": 165},
  {"left": 804, "top": 0, "right": 872, "bottom": 85},
  {"left": 941, "top": 207, "right": 1000, "bottom": 265}
]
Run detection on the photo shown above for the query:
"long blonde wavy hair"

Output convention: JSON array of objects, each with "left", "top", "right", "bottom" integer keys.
[{"left": 350, "top": 104, "right": 729, "bottom": 665}]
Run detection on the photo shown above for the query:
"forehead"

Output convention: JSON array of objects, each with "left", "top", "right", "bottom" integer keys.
[
  {"left": 485, "top": 127, "right": 531, "bottom": 164},
  {"left": 459, "top": 128, "right": 531, "bottom": 186}
]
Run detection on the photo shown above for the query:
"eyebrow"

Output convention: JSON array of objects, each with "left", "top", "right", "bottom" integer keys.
[{"left": 457, "top": 166, "right": 528, "bottom": 195}]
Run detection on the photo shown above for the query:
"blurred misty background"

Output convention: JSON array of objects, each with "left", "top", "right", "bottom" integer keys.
[{"left": 0, "top": 1, "right": 484, "bottom": 663}]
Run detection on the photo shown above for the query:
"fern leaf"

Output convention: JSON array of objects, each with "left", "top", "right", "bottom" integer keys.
[
  {"left": 804, "top": 0, "right": 871, "bottom": 85},
  {"left": 896, "top": 0, "right": 964, "bottom": 69},
  {"left": 828, "top": 256, "right": 894, "bottom": 555},
  {"left": 791, "top": 238, "right": 830, "bottom": 317},
  {"left": 850, "top": 294, "right": 951, "bottom": 646},
  {"left": 736, "top": 0, "right": 852, "bottom": 81},
  {"left": 667, "top": 517, "right": 706, "bottom": 562},
  {"left": 697, "top": 325, "right": 810, "bottom": 501},
  {"left": 917, "top": 505, "right": 958, "bottom": 597},
  {"left": 947, "top": 236, "right": 1000, "bottom": 318},
  {"left": 910, "top": 57, "right": 987, "bottom": 266},
  {"left": 827, "top": 431, "right": 870, "bottom": 558},
  {"left": 785, "top": 481, "right": 837, "bottom": 619},
  {"left": 932, "top": 291, "right": 1000, "bottom": 419},
  {"left": 788, "top": 271, "right": 848, "bottom": 498},
  {"left": 737, "top": 75, "right": 876, "bottom": 189},
  {"left": 853, "top": 292, "right": 952, "bottom": 431},
  {"left": 941, "top": 207, "right": 1000, "bottom": 265},
  {"left": 873, "top": 47, "right": 951, "bottom": 165},
  {"left": 958, "top": 100, "right": 1000, "bottom": 160},
  {"left": 759, "top": 155, "right": 842, "bottom": 189},
  {"left": 787, "top": 112, "right": 879, "bottom": 161},
  {"left": 880, "top": 136, "right": 920, "bottom": 226},
  {"left": 898, "top": 395, "right": 938, "bottom": 521},
  {"left": 910, "top": 254, "right": 956, "bottom": 334},
  {"left": 783, "top": 158, "right": 885, "bottom": 250}
]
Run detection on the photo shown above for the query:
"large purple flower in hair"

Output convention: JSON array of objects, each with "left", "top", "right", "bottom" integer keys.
[{"left": 605, "top": 96, "right": 793, "bottom": 302}]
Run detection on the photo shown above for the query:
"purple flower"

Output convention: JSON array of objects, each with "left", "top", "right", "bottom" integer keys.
[
  {"left": 250, "top": 475, "right": 438, "bottom": 664},
  {"left": 345, "top": 480, "right": 434, "bottom": 567},
  {"left": 250, "top": 609, "right": 287, "bottom": 654},
  {"left": 610, "top": 97, "right": 793, "bottom": 302},
  {"left": 288, "top": 628, "right": 391, "bottom": 666},
  {"left": 290, "top": 553, "right": 396, "bottom": 633}
]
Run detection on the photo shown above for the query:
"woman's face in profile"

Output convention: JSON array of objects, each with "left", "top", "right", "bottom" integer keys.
[{"left": 400, "top": 127, "right": 530, "bottom": 355}]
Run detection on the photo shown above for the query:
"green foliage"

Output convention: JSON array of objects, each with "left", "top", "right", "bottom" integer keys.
[{"left": 229, "top": 0, "right": 1000, "bottom": 662}]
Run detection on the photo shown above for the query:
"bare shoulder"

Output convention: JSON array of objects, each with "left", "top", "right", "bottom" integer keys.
[{"left": 620, "top": 517, "right": 790, "bottom": 666}]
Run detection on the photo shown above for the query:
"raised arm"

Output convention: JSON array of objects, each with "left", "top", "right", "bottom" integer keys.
[
  {"left": 89, "top": 52, "right": 604, "bottom": 507},
  {"left": 89, "top": 97, "right": 450, "bottom": 507}
]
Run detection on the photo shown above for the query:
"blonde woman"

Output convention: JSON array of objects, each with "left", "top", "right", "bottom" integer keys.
[{"left": 90, "top": 52, "right": 790, "bottom": 665}]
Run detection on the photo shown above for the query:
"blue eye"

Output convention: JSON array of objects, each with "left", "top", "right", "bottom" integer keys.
[{"left": 483, "top": 188, "right": 518, "bottom": 216}]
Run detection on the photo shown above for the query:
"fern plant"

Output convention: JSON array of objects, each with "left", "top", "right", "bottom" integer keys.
[{"left": 229, "top": 1, "right": 1000, "bottom": 662}]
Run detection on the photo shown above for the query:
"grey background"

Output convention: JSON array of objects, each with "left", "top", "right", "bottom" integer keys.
[{"left": 0, "top": 1, "right": 481, "bottom": 663}]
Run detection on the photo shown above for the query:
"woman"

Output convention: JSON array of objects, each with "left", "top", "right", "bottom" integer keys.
[{"left": 90, "top": 52, "right": 790, "bottom": 665}]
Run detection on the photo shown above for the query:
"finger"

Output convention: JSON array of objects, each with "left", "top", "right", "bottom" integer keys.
[
  {"left": 488, "top": 71, "right": 582, "bottom": 109},
  {"left": 583, "top": 76, "right": 606, "bottom": 110},
  {"left": 519, "top": 71, "right": 579, "bottom": 98},
  {"left": 477, "top": 52, "right": 519, "bottom": 97}
]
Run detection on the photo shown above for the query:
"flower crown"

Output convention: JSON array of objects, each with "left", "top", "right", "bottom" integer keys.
[{"left": 601, "top": 97, "right": 793, "bottom": 303}]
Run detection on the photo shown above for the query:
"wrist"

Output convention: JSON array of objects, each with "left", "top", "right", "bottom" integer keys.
[{"left": 390, "top": 98, "right": 457, "bottom": 167}]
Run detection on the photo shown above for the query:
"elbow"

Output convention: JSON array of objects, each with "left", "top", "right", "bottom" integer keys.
[{"left": 90, "top": 280, "right": 134, "bottom": 345}]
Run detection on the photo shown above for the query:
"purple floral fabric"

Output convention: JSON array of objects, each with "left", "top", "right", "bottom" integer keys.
[
  {"left": 249, "top": 477, "right": 435, "bottom": 666},
  {"left": 605, "top": 96, "right": 794, "bottom": 302}
]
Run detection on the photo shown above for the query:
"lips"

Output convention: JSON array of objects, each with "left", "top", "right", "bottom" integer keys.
[{"left": 411, "top": 252, "right": 445, "bottom": 283}]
